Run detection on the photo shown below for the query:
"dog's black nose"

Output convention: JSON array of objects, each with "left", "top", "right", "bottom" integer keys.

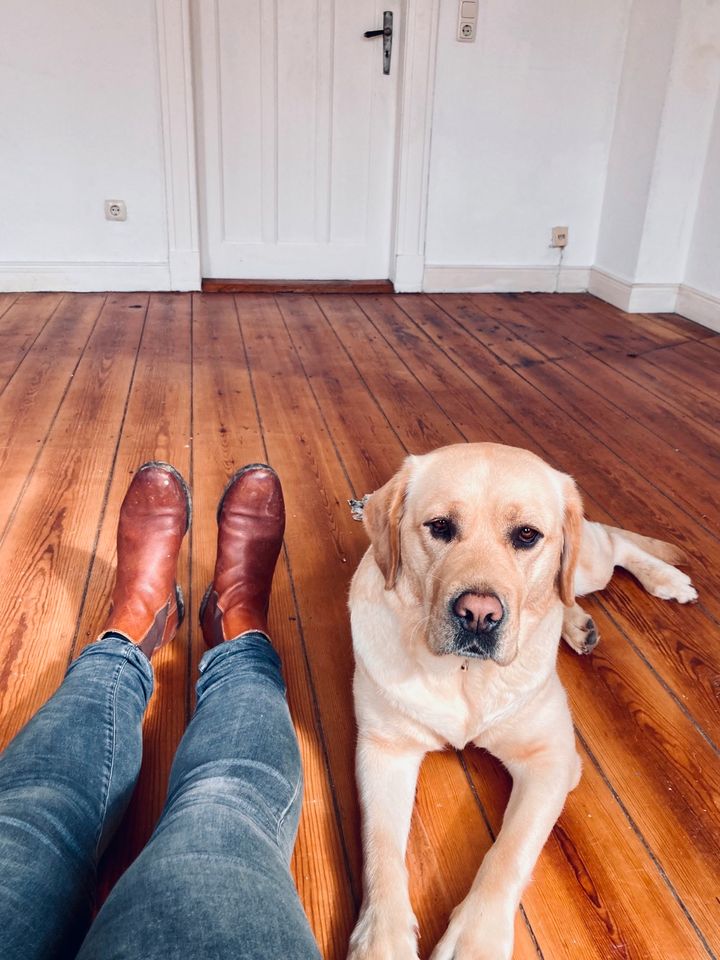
[{"left": 453, "top": 592, "right": 504, "bottom": 634}]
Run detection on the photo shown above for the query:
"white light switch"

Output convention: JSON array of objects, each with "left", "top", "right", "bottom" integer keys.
[{"left": 457, "top": 0, "right": 477, "bottom": 42}]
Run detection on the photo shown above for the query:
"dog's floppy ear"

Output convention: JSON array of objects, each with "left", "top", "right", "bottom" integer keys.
[
  {"left": 363, "top": 462, "right": 412, "bottom": 590},
  {"left": 559, "top": 475, "right": 584, "bottom": 606}
]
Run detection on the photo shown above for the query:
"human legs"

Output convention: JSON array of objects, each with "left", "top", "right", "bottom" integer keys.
[
  {"left": 77, "top": 465, "right": 321, "bottom": 960},
  {"left": 0, "top": 462, "right": 190, "bottom": 959},
  {"left": 77, "top": 632, "right": 321, "bottom": 960},
  {"left": 0, "top": 639, "right": 152, "bottom": 960}
]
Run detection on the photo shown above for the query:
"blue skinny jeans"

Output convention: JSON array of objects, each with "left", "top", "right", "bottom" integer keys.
[{"left": 0, "top": 633, "right": 322, "bottom": 959}]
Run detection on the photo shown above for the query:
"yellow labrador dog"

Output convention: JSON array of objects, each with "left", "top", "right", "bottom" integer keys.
[{"left": 347, "top": 443, "right": 696, "bottom": 960}]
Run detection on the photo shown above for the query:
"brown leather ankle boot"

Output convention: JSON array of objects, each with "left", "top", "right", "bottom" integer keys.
[
  {"left": 200, "top": 464, "right": 285, "bottom": 647},
  {"left": 101, "top": 461, "right": 191, "bottom": 657}
]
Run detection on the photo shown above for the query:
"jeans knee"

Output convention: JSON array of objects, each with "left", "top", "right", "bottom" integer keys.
[{"left": 163, "top": 760, "right": 303, "bottom": 854}]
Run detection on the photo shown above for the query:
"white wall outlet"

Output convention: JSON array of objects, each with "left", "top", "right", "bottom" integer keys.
[
  {"left": 551, "top": 225, "right": 568, "bottom": 247},
  {"left": 105, "top": 199, "right": 127, "bottom": 221},
  {"left": 457, "top": 0, "right": 477, "bottom": 42}
]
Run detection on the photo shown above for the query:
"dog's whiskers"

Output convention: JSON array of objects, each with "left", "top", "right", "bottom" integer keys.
[{"left": 408, "top": 612, "right": 432, "bottom": 647}]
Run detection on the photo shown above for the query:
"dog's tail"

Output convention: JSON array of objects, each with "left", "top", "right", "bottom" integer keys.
[{"left": 603, "top": 524, "right": 689, "bottom": 566}]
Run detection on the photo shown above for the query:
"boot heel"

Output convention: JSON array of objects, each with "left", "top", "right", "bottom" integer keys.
[{"left": 175, "top": 582, "right": 186, "bottom": 628}]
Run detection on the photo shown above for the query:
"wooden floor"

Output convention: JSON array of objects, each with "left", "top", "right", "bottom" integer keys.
[{"left": 0, "top": 290, "right": 718, "bottom": 959}]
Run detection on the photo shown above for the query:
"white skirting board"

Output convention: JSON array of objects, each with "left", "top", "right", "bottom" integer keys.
[
  {"left": 676, "top": 284, "right": 720, "bottom": 333},
  {"left": 0, "top": 258, "right": 201, "bottom": 293},
  {"left": 422, "top": 264, "right": 591, "bottom": 294},
  {"left": 588, "top": 268, "right": 720, "bottom": 330},
  {"left": 587, "top": 268, "right": 678, "bottom": 313}
]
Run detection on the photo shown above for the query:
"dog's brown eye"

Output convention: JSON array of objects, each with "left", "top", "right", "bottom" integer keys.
[
  {"left": 512, "top": 526, "right": 542, "bottom": 549},
  {"left": 424, "top": 517, "right": 456, "bottom": 542}
]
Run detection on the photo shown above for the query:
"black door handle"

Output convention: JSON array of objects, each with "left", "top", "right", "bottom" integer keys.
[{"left": 363, "top": 11, "right": 393, "bottom": 75}]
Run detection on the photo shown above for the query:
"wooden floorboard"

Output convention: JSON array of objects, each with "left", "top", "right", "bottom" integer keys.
[
  {"left": 0, "top": 295, "right": 147, "bottom": 741},
  {"left": 555, "top": 352, "right": 720, "bottom": 480},
  {"left": 0, "top": 292, "right": 65, "bottom": 391},
  {"left": 0, "top": 294, "right": 105, "bottom": 545},
  {"left": 0, "top": 291, "right": 717, "bottom": 959},
  {"left": 641, "top": 341, "right": 719, "bottom": 401}
]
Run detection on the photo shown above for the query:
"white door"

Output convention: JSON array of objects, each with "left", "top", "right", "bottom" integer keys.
[{"left": 192, "top": 0, "right": 400, "bottom": 280}]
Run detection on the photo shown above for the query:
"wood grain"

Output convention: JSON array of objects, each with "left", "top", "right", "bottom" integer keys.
[
  {"left": 0, "top": 291, "right": 717, "bottom": 960},
  {"left": 0, "top": 294, "right": 104, "bottom": 542},
  {"left": 641, "top": 340, "right": 719, "bottom": 400},
  {"left": 0, "top": 295, "right": 146, "bottom": 744},
  {"left": 0, "top": 293, "right": 64, "bottom": 390},
  {"left": 555, "top": 351, "right": 720, "bottom": 480},
  {"left": 0, "top": 293, "right": 20, "bottom": 319}
]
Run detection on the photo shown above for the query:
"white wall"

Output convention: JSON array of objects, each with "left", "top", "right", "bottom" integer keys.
[
  {"left": 590, "top": 0, "right": 720, "bottom": 317},
  {"left": 423, "top": 0, "right": 720, "bottom": 326},
  {"left": 423, "top": 0, "right": 631, "bottom": 289},
  {"left": 685, "top": 92, "right": 720, "bottom": 298},
  {"left": 0, "top": 0, "right": 170, "bottom": 289},
  {"left": 0, "top": 0, "right": 717, "bottom": 323},
  {"left": 594, "top": 0, "right": 680, "bottom": 282},
  {"left": 635, "top": 0, "right": 720, "bottom": 284},
  {"left": 680, "top": 86, "right": 720, "bottom": 328}
]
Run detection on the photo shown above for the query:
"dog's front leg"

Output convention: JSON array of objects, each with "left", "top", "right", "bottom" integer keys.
[
  {"left": 347, "top": 733, "right": 426, "bottom": 960},
  {"left": 431, "top": 685, "right": 580, "bottom": 960}
]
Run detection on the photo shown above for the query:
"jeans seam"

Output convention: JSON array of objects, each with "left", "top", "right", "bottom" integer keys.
[
  {"left": 93, "top": 657, "right": 128, "bottom": 859},
  {"left": 276, "top": 768, "right": 302, "bottom": 846}
]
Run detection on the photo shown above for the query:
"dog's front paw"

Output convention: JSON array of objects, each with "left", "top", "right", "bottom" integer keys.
[
  {"left": 347, "top": 905, "right": 419, "bottom": 960},
  {"left": 430, "top": 899, "right": 514, "bottom": 960},
  {"left": 562, "top": 602, "right": 599, "bottom": 655}
]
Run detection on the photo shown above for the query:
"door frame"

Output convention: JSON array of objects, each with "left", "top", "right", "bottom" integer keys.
[{"left": 155, "top": 0, "right": 440, "bottom": 292}]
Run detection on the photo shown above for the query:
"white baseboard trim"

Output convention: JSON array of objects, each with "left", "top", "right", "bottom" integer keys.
[
  {"left": 588, "top": 268, "right": 679, "bottom": 313},
  {"left": 676, "top": 284, "right": 720, "bottom": 333},
  {"left": 422, "top": 264, "right": 591, "bottom": 293},
  {"left": 587, "top": 268, "right": 634, "bottom": 311},
  {"left": 0, "top": 261, "right": 179, "bottom": 292},
  {"left": 589, "top": 267, "right": 720, "bottom": 330}
]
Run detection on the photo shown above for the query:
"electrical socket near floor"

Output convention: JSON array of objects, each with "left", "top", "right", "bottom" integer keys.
[
  {"left": 551, "top": 226, "right": 568, "bottom": 248},
  {"left": 105, "top": 200, "right": 127, "bottom": 222}
]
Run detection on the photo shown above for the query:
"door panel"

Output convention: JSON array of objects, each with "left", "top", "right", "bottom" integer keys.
[{"left": 193, "top": 0, "right": 399, "bottom": 279}]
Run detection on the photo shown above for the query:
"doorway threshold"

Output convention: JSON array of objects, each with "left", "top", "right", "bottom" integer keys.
[{"left": 202, "top": 278, "right": 394, "bottom": 294}]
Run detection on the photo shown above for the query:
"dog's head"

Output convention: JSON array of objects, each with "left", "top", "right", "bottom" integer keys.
[{"left": 363, "top": 443, "right": 583, "bottom": 666}]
